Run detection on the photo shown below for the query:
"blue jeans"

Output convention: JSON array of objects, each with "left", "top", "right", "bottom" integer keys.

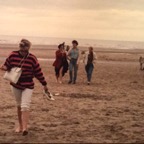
[
  {"left": 69, "top": 59, "right": 78, "bottom": 82},
  {"left": 85, "top": 63, "right": 94, "bottom": 82}
]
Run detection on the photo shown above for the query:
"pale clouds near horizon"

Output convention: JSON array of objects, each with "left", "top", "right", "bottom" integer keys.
[{"left": 0, "top": 0, "right": 144, "bottom": 41}]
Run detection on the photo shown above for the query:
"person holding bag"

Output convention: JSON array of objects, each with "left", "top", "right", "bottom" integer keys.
[
  {"left": 3, "top": 51, "right": 29, "bottom": 84},
  {"left": 0, "top": 39, "right": 48, "bottom": 136}
]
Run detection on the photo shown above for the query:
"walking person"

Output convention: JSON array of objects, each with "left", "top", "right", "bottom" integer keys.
[
  {"left": 53, "top": 43, "right": 68, "bottom": 84},
  {"left": 68, "top": 40, "right": 80, "bottom": 84},
  {"left": 83, "top": 47, "right": 97, "bottom": 85},
  {"left": 0, "top": 39, "right": 48, "bottom": 136}
]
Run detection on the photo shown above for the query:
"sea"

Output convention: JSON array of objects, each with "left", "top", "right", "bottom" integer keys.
[{"left": 0, "top": 35, "right": 144, "bottom": 50}]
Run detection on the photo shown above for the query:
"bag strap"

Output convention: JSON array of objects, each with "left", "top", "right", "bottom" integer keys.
[
  {"left": 17, "top": 56, "right": 26, "bottom": 67},
  {"left": 18, "top": 53, "right": 29, "bottom": 68}
]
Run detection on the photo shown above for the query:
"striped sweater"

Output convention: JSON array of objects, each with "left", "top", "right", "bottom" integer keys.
[{"left": 4, "top": 51, "right": 47, "bottom": 90}]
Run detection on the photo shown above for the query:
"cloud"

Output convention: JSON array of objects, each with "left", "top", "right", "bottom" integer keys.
[
  {"left": 0, "top": 0, "right": 144, "bottom": 11},
  {"left": 0, "top": 0, "right": 144, "bottom": 41}
]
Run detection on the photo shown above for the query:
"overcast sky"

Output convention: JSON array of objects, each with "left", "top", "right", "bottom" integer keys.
[{"left": 0, "top": 0, "right": 144, "bottom": 41}]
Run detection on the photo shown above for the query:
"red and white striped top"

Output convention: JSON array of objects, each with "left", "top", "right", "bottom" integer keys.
[{"left": 4, "top": 51, "right": 47, "bottom": 90}]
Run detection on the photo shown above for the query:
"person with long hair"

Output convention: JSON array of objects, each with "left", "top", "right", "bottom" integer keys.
[
  {"left": 83, "top": 47, "right": 97, "bottom": 85},
  {"left": 0, "top": 39, "right": 48, "bottom": 136},
  {"left": 53, "top": 43, "right": 68, "bottom": 84}
]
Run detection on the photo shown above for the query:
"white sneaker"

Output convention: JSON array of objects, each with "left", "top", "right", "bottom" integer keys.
[{"left": 43, "top": 90, "right": 55, "bottom": 101}]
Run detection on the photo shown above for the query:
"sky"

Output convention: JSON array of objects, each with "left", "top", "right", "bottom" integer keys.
[{"left": 0, "top": 0, "right": 144, "bottom": 41}]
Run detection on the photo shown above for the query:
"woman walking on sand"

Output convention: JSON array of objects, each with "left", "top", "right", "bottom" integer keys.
[
  {"left": 53, "top": 43, "right": 68, "bottom": 84},
  {"left": 0, "top": 39, "right": 49, "bottom": 136},
  {"left": 68, "top": 40, "right": 80, "bottom": 84},
  {"left": 83, "top": 47, "right": 97, "bottom": 85}
]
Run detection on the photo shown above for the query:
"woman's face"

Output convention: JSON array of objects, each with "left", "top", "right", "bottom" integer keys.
[
  {"left": 60, "top": 45, "right": 64, "bottom": 51},
  {"left": 89, "top": 47, "right": 93, "bottom": 53},
  {"left": 19, "top": 46, "right": 30, "bottom": 56},
  {"left": 72, "top": 43, "right": 77, "bottom": 48},
  {"left": 66, "top": 46, "right": 70, "bottom": 51}
]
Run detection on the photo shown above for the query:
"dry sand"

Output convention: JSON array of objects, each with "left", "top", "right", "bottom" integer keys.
[{"left": 0, "top": 45, "right": 144, "bottom": 143}]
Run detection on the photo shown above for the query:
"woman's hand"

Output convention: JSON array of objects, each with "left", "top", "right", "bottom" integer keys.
[
  {"left": 67, "top": 56, "right": 71, "bottom": 61},
  {"left": 0, "top": 65, "right": 7, "bottom": 71}
]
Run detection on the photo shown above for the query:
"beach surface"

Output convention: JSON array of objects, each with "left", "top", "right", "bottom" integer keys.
[{"left": 0, "top": 44, "right": 144, "bottom": 143}]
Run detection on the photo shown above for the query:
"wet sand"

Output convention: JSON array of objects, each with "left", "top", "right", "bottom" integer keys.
[{"left": 0, "top": 45, "right": 144, "bottom": 143}]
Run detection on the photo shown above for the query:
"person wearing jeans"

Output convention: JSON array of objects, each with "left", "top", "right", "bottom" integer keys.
[
  {"left": 83, "top": 47, "right": 97, "bottom": 85},
  {"left": 85, "top": 63, "right": 94, "bottom": 83},
  {"left": 68, "top": 40, "right": 80, "bottom": 84}
]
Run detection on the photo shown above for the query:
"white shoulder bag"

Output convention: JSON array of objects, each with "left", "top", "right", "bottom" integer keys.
[{"left": 3, "top": 54, "right": 29, "bottom": 84}]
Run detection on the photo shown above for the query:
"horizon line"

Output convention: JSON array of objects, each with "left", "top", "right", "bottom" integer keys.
[{"left": 0, "top": 34, "right": 144, "bottom": 43}]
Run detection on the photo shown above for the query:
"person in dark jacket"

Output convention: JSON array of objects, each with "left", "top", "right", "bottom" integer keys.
[
  {"left": 0, "top": 39, "right": 48, "bottom": 136},
  {"left": 53, "top": 43, "right": 68, "bottom": 84},
  {"left": 83, "top": 47, "right": 97, "bottom": 85}
]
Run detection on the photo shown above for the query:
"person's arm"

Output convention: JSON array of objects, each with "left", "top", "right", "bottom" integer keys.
[
  {"left": 83, "top": 52, "right": 86, "bottom": 64},
  {"left": 93, "top": 52, "right": 97, "bottom": 64},
  {"left": 77, "top": 50, "right": 81, "bottom": 65},
  {"left": 33, "top": 57, "right": 48, "bottom": 91},
  {"left": 0, "top": 64, "right": 8, "bottom": 71},
  {"left": 0, "top": 52, "right": 13, "bottom": 71},
  {"left": 67, "top": 49, "right": 72, "bottom": 60},
  {"left": 56, "top": 50, "right": 62, "bottom": 58}
]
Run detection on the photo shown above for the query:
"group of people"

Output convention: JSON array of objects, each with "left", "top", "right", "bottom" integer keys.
[
  {"left": 53, "top": 40, "right": 97, "bottom": 85},
  {"left": 0, "top": 39, "right": 97, "bottom": 136}
]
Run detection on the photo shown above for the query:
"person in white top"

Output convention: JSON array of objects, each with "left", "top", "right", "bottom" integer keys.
[{"left": 83, "top": 47, "right": 97, "bottom": 85}]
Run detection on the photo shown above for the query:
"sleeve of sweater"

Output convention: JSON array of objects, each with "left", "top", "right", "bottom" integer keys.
[
  {"left": 83, "top": 53, "right": 86, "bottom": 64},
  {"left": 67, "top": 49, "right": 72, "bottom": 60},
  {"left": 33, "top": 57, "right": 47, "bottom": 86},
  {"left": 56, "top": 50, "right": 62, "bottom": 58},
  {"left": 93, "top": 52, "right": 97, "bottom": 64},
  {"left": 77, "top": 50, "right": 81, "bottom": 65},
  {"left": 3, "top": 52, "right": 14, "bottom": 70}
]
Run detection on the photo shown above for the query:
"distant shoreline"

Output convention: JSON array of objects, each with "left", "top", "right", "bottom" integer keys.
[
  {"left": 0, "top": 43, "right": 144, "bottom": 54},
  {"left": 0, "top": 35, "right": 144, "bottom": 50}
]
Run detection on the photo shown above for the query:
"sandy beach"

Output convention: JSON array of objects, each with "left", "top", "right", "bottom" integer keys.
[{"left": 0, "top": 44, "right": 144, "bottom": 143}]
